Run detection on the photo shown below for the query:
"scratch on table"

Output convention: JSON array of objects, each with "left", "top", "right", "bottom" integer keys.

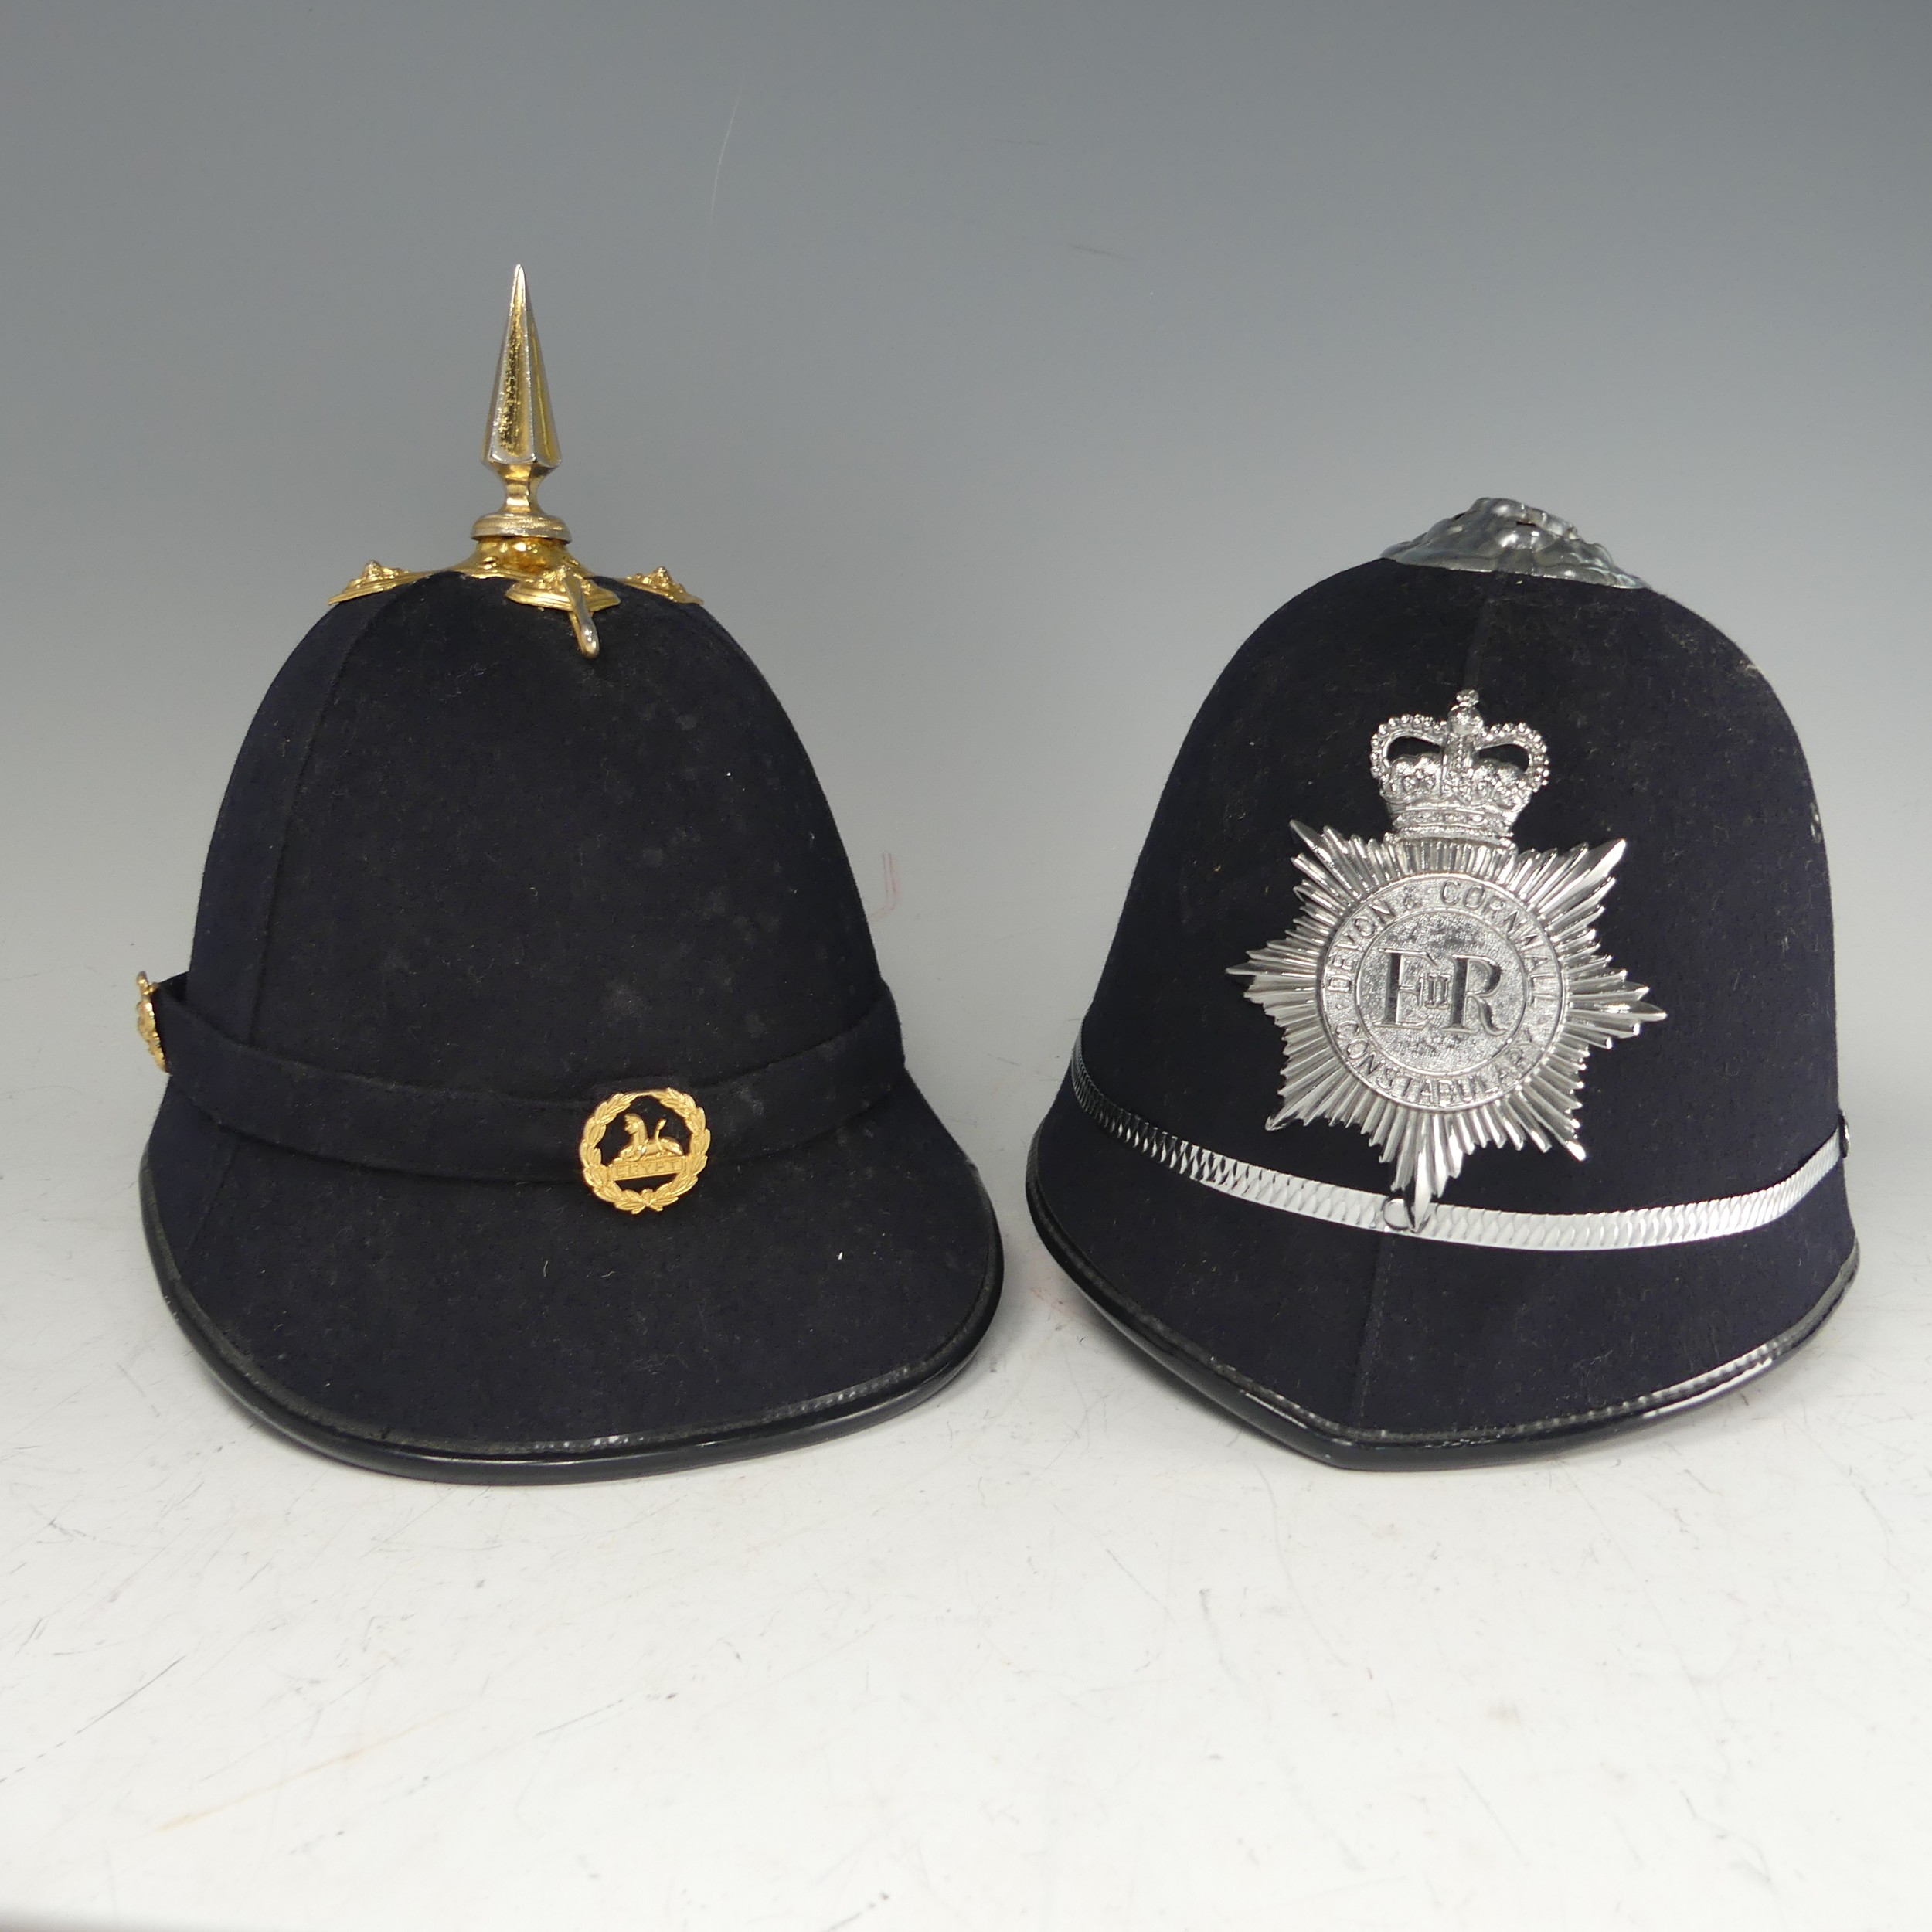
[
  {"left": 1258, "top": 1464, "right": 1345, "bottom": 1666},
  {"left": 114, "top": 1360, "right": 163, "bottom": 1420},
  {"left": 1679, "top": 1787, "right": 1777, "bottom": 1889},
  {"left": 1459, "top": 1767, "right": 1528, "bottom": 1864},
  {"left": 1197, "top": 1587, "right": 1248, "bottom": 1699},
  {"left": 0, "top": 1654, "right": 184, "bottom": 1785},
  {"left": 533, "top": 1695, "right": 634, "bottom": 1740},
  {"left": 158, "top": 1714, "right": 444, "bottom": 1832},
  {"left": 819, "top": 1895, "right": 889, "bottom": 1932},
  {"left": 1104, "top": 1543, "right": 1164, "bottom": 1609}
]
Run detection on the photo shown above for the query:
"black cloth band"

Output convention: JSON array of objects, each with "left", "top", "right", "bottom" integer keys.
[{"left": 150, "top": 976, "right": 905, "bottom": 1183}]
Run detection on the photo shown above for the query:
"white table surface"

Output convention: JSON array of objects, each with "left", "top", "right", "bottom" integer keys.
[
  {"left": 4, "top": 5, "right": 1930, "bottom": 1927},
  {"left": 4, "top": 950, "right": 1927, "bottom": 1932}
]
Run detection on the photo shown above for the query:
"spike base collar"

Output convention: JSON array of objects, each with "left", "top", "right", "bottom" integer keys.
[{"left": 454, "top": 539, "right": 617, "bottom": 657}]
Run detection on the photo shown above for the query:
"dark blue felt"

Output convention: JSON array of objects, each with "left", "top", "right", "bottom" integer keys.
[
  {"left": 145, "top": 574, "right": 997, "bottom": 1457},
  {"left": 1033, "top": 559, "right": 1854, "bottom": 1438}
]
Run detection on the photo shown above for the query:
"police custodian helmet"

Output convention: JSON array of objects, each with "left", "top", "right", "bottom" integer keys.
[
  {"left": 1029, "top": 499, "right": 1853, "bottom": 1465},
  {"left": 136, "top": 270, "right": 1002, "bottom": 1479}
]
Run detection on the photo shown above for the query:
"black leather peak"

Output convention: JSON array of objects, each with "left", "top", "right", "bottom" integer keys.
[{"left": 148, "top": 975, "right": 904, "bottom": 1182}]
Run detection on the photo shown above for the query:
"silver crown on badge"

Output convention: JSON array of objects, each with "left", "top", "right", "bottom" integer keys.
[
  {"left": 1232, "top": 690, "right": 1664, "bottom": 1219},
  {"left": 1371, "top": 691, "right": 1549, "bottom": 849}
]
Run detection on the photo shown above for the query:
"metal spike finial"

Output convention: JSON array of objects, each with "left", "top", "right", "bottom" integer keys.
[
  {"left": 454, "top": 266, "right": 617, "bottom": 655},
  {"left": 332, "top": 266, "right": 702, "bottom": 649},
  {"left": 473, "top": 264, "right": 568, "bottom": 545}
]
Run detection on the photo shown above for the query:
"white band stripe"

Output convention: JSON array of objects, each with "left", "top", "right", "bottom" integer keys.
[{"left": 1069, "top": 1043, "right": 1843, "bottom": 1253}]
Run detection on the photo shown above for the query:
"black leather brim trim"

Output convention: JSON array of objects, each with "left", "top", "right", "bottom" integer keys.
[
  {"left": 1026, "top": 1133, "right": 1855, "bottom": 1471},
  {"left": 142, "top": 1156, "right": 1002, "bottom": 1485}
]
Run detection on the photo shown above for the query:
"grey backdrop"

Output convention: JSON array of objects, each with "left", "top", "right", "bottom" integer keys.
[
  {"left": 3, "top": 5, "right": 1930, "bottom": 1927},
  {"left": 2, "top": 1, "right": 1927, "bottom": 1170}
]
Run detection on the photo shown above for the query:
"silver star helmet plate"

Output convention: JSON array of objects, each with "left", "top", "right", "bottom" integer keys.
[{"left": 1233, "top": 692, "right": 1663, "bottom": 1216}]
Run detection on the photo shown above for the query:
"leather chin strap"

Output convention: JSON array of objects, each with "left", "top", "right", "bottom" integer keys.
[{"left": 148, "top": 975, "right": 904, "bottom": 1182}]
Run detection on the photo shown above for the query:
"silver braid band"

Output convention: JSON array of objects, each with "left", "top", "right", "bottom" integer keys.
[{"left": 1068, "top": 1042, "right": 1844, "bottom": 1253}]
